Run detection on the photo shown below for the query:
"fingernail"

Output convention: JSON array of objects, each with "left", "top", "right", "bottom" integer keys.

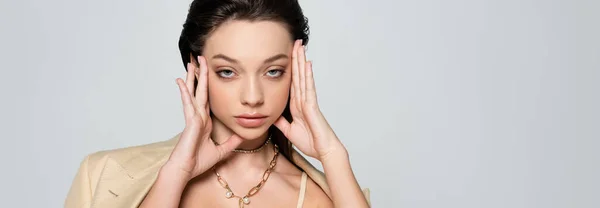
[{"left": 300, "top": 39, "right": 303, "bottom": 45}]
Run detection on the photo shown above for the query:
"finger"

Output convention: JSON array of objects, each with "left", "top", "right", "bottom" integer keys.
[
  {"left": 290, "top": 75, "right": 295, "bottom": 98},
  {"left": 291, "top": 40, "right": 301, "bottom": 107},
  {"left": 196, "top": 56, "right": 209, "bottom": 109},
  {"left": 273, "top": 116, "right": 291, "bottom": 138},
  {"left": 185, "top": 63, "right": 196, "bottom": 97},
  {"left": 175, "top": 78, "right": 201, "bottom": 159},
  {"left": 216, "top": 134, "right": 243, "bottom": 157},
  {"left": 298, "top": 42, "right": 307, "bottom": 101},
  {"left": 273, "top": 116, "right": 306, "bottom": 149},
  {"left": 205, "top": 103, "right": 210, "bottom": 117},
  {"left": 176, "top": 78, "right": 195, "bottom": 120},
  {"left": 305, "top": 61, "right": 317, "bottom": 104}
]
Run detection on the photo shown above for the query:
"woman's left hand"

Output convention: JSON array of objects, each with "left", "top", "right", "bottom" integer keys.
[{"left": 274, "top": 40, "right": 346, "bottom": 162}]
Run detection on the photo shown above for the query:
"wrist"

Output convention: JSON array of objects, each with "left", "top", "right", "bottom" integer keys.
[
  {"left": 319, "top": 141, "right": 349, "bottom": 165},
  {"left": 159, "top": 162, "right": 194, "bottom": 183},
  {"left": 142, "top": 163, "right": 190, "bottom": 207}
]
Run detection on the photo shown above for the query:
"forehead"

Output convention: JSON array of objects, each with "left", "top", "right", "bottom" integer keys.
[{"left": 203, "top": 20, "right": 293, "bottom": 60}]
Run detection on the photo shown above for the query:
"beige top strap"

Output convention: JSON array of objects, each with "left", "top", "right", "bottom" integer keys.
[{"left": 296, "top": 172, "right": 308, "bottom": 208}]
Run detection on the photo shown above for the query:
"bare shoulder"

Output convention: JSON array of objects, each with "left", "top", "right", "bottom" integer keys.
[
  {"left": 272, "top": 154, "right": 304, "bottom": 187},
  {"left": 303, "top": 176, "right": 333, "bottom": 208},
  {"left": 274, "top": 154, "right": 333, "bottom": 207}
]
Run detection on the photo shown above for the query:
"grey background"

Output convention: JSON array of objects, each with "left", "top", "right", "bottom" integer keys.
[{"left": 0, "top": 0, "right": 598, "bottom": 207}]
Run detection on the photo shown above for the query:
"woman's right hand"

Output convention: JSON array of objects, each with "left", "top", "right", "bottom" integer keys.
[{"left": 164, "top": 56, "right": 243, "bottom": 181}]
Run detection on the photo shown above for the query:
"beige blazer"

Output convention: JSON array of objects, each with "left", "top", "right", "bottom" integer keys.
[{"left": 65, "top": 132, "right": 371, "bottom": 207}]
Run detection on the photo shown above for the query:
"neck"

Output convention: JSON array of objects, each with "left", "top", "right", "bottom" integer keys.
[{"left": 210, "top": 117, "right": 276, "bottom": 176}]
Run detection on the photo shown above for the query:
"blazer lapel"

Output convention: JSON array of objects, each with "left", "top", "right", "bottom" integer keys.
[
  {"left": 91, "top": 134, "right": 180, "bottom": 208},
  {"left": 91, "top": 154, "right": 169, "bottom": 208}
]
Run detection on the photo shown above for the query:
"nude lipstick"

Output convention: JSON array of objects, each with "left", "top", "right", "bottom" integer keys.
[{"left": 234, "top": 113, "right": 268, "bottom": 128}]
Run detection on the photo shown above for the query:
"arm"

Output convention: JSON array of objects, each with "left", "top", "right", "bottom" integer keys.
[
  {"left": 139, "top": 164, "right": 189, "bottom": 208},
  {"left": 321, "top": 144, "right": 370, "bottom": 207},
  {"left": 140, "top": 57, "right": 242, "bottom": 207},
  {"left": 273, "top": 39, "right": 370, "bottom": 208}
]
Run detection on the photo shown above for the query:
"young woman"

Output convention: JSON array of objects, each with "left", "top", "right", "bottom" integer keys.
[{"left": 65, "top": 0, "right": 370, "bottom": 207}]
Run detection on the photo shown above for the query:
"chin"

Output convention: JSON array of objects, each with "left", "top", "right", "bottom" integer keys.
[{"left": 228, "top": 120, "right": 272, "bottom": 140}]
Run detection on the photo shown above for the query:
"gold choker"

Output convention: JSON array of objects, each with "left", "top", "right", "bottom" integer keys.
[
  {"left": 233, "top": 135, "right": 271, "bottom": 153},
  {"left": 211, "top": 135, "right": 272, "bottom": 154}
]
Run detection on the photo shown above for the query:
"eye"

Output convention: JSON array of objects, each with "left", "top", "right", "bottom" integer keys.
[
  {"left": 266, "top": 69, "right": 285, "bottom": 78},
  {"left": 216, "top": 69, "right": 236, "bottom": 78}
]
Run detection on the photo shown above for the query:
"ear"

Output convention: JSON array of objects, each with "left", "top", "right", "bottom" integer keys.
[
  {"left": 189, "top": 53, "right": 200, "bottom": 77},
  {"left": 189, "top": 53, "right": 199, "bottom": 66}
]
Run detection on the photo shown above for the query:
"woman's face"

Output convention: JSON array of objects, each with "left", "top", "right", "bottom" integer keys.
[{"left": 202, "top": 20, "right": 293, "bottom": 140}]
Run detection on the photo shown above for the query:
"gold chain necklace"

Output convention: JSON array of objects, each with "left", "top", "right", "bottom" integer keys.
[{"left": 213, "top": 144, "right": 279, "bottom": 207}]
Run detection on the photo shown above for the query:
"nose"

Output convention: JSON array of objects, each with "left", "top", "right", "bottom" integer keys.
[{"left": 240, "top": 77, "right": 264, "bottom": 107}]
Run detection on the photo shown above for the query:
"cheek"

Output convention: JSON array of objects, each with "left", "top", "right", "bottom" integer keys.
[
  {"left": 267, "top": 80, "right": 291, "bottom": 111},
  {"left": 207, "top": 79, "right": 230, "bottom": 116}
]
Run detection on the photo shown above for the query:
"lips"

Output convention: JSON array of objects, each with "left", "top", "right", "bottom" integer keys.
[{"left": 234, "top": 113, "right": 268, "bottom": 128}]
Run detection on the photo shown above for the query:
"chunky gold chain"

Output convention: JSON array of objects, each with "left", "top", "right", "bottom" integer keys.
[{"left": 213, "top": 144, "right": 279, "bottom": 207}]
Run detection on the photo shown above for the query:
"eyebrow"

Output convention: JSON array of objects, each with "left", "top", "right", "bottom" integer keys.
[{"left": 211, "top": 53, "right": 289, "bottom": 64}]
